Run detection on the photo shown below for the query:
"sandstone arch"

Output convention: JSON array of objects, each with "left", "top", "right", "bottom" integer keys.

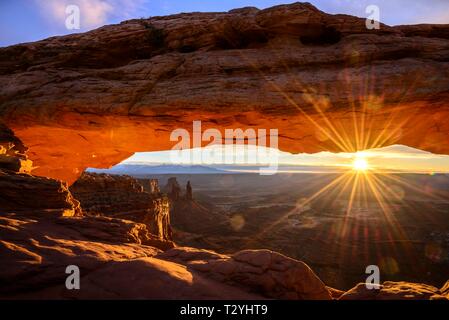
[{"left": 0, "top": 3, "right": 448, "bottom": 184}]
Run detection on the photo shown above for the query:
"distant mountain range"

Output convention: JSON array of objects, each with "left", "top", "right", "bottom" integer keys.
[
  {"left": 87, "top": 163, "right": 350, "bottom": 176},
  {"left": 88, "top": 164, "right": 231, "bottom": 175},
  {"left": 87, "top": 144, "right": 449, "bottom": 176}
]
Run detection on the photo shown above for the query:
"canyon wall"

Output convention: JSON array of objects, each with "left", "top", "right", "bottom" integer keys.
[
  {"left": 160, "top": 177, "right": 231, "bottom": 237},
  {"left": 70, "top": 172, "right": 172, "bottom": 241},
  {"left": 0, "top": 123, "right": 81, "bottom": 217},
  {"left": 0, "top": 3, "right": 448, "bottom": 183},
  {"left": 0, "top": 1, "right": 449, "bottom": 298}
]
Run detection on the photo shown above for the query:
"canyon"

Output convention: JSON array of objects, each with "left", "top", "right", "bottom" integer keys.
[
  {"left": 1, "top": 2, "right": 449, "bottom": 300},
  {"left": 1, "top": 124, "right": 449, "bottom": 299},
  {"left": 70, "top": 172, "right": 173, "bottom": 244}
]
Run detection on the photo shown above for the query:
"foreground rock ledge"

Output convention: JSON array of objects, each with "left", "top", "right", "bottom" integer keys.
[
  {"left": 0, "top": 211, "right": 328, "bottom": 299},
  {"left": 1, "top": 211, "right": 448, "bottom": 300},
  {"left": 0, "top": 2, "right": 448, "bottom": 183}
]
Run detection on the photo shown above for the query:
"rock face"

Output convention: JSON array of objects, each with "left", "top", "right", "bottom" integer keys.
[
  {"left": 0, "top": 171, "right": 82, "bottom": 217},
  {"left": 1, "top": 2, "right": 448, "bottom": 301},
  {"left": 0, "top": 125, "right": 446, "bottom": 299},
  {"left": 0, "top": 210, "right": 329, "bottom": 299},
  {"left": 0, "top": 212, "right": 172, "bottom": 297},
  {"left": 160, "top": 177, "right": 226, "bottom": 236},
  {"left": 159, "top": 247, "right": 332, "bottom": 300},
  {"left": 149, "top": 178, "right": 160, "bottom": 194},
  {"left": 340, "top": 281, "right": 449, "bottom": 300},
  {"left": 2, "top": 211, "right": 446, "bottom": 300},
  {"left": 0, "top": 122, "right": 32, "bottom": 174},
  {"left": 0, "top": 3, "right": 448, "bottom": 183},
  {"left": 0, "top": 122, "right": 81, "bottom": 217},
  {"left": 163, "top": 177, "right": 182, "bottom": 201},
  {"left": 70, "top": 172, "right": 172, "bottom": 241},
  {"left": 185, "top": 181, "right": 193, "bottom": 200},
  {"left": 162, "top": 177, "right": 194, "bottom": 201}
]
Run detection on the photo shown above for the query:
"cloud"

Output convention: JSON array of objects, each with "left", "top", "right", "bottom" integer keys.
[{"left": 34, "top": 0, "right": 146, "bottom": 30}]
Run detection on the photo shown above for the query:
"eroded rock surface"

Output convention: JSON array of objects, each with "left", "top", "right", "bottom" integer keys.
[
  {"left": 0, "top": 171, "right": 82, "bottom": 217},
  {"left": 3, "top": 212, "right": 446, "bottom": 300},
  {"left": 340, "top": 281, "right": 448, "bottom": 300},
  {"left": 0, "top": 213, "right": 169, "bottom": 297},
  {"left": 0, "top": 3, "right": 448, "bottom": 183},
  {"left": 159, "top": 247, "right": 332, "bottom": 300},
  {"left": 0, "top": 124, "right": 32, "bottom": 172},
  {"left": 0, "top": 3, "right": 448, "bottom": 301},
  {"left": 0, "top": 122, "right": 80, "bottom": 216},
  {"left": 70, "top": 172, "right": 172, "bottom": 241},
  {"left": 0, "top": 211, "right": 321, "bottom": 299},
  {"left": 163, "top": 177, "right": 182, "bottom": 201}
]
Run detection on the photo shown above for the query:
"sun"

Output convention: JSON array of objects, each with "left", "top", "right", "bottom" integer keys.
[{"left": 352, "top": 157, "right": 369, "bottom": 171}]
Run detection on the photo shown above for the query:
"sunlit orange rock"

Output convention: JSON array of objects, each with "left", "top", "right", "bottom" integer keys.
[
  {"left": 0, "top": 2, "right": 448, "bottom": 184},
  {"left": 0, "top": 212, "right": 328, "bottom": 299},
  {"left": 339, "top": 281, "right": 447, "bottom": 300}
]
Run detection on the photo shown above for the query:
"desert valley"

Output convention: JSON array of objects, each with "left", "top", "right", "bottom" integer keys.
[{"left": 1, "top": 1, "right": 449, "bottom": 302}]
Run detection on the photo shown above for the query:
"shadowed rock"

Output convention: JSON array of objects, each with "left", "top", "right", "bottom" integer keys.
[
  {"left": 164, "top": 177, "right": 182, "bottom": 201},
  {"left": 159, "top": 247, "right": 332, "bottom": 299},
  {"left": 70, "top": 172, "right": 173, "bottom": 241},
  {"left": 0, "top": 213, "right": 327, "bottom": 299},
  {"left": 0, "top": 171, "right": 82, "bottom": 217}
]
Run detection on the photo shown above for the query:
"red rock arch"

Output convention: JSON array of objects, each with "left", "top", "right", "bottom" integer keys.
[{"left": 1, "top": 3, "right": 448, "bottom": 184}]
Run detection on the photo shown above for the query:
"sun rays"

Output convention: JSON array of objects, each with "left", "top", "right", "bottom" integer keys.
[
  {"left": 229, "top": 29, "right": 425, "bottom": 155},
  {"left": 352, "top": 157, "right": 369, "bottom": 171},
  {"left": 243, "top": 166, "right": 433, "bottom": 273},
  {"left": 213, "top": 32, "right": 445, "bottom": 271}
]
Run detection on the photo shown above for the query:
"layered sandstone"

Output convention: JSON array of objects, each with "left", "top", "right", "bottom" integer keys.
[
  {"left": 340, "top": 281, "right": 448, "bottom": 300},
  {"left": 158, "top": 177, "right": 230, "bottom": 236},
  {"left": 0, "top": 2, "right": 448, "bottom": 301},
  {"left": 70, "top": 172, "right": 173, "bottom": 241},
  {"left": 0, "top": 171, "right": 81, "bottom": 217},
  {"left": 2, "top": 211, "right": 447, "bottom": 300},
  {"left": 0, "top": 211, "right": 328, "bottom": 299},
  {"left": 0, "top": 3, "right": 448, "bottom": 183},
  {"left": 0, "top": 212, "right": 173, "bottom": 296},
  {"left": 159, "top": 247, "right": 332, "bottom": 300},
  {"left": 0, "top": 123, "right": 80, "bottom": 216},
  {"left": 0, "top": 123, "right": 32, "bottom": 173},
  {"left": 0, "top": 122, "right": 446, "bottom": 299}
]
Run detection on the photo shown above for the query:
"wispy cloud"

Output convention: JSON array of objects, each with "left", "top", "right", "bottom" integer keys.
[{"left": 34, "top": 0, "right": 147, "bottom": 30}]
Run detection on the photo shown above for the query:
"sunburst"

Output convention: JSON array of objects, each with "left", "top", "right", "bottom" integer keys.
[
  {"left": 352, "top": 157, "right": 369, "bottom": 171},
  {"left": 229, "top": 36, "right": 437, "bottom": 272}
]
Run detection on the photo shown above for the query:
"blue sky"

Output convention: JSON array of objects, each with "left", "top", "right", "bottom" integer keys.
[{"left": 1, "top": 0, "right": 449, "bottom": 47}]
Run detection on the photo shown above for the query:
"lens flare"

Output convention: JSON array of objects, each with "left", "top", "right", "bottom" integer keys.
[{"left": 353, "top": 158, "right": 369, "bottom": 171}]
